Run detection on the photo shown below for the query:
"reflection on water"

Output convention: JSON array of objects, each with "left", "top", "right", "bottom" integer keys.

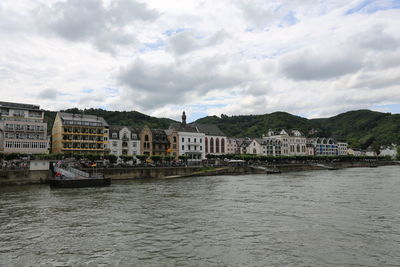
[{"left": 1, "top": 166, "right": 400, "bottom": 266}]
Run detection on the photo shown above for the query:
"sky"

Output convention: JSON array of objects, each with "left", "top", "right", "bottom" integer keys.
[{"left": 1, "top": 0, "right": 400, "bottom": 122}]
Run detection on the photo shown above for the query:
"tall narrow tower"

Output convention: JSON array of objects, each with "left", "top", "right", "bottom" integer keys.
[{"left": 182, "top": 111, "right": 187, "bottom": 126}]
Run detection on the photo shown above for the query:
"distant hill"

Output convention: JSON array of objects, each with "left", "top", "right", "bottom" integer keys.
[
  {"left": 195, "top": 110, "right": 400, "bottom": 148},
  {"left": 44, "top": 108, "right": 177, "bottom": 133},
  {"left": 44, "top": 108, "right": 400, "bottom": 149}
]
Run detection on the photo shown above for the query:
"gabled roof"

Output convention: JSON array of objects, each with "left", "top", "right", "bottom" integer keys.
[
  {"left": 169, "top": 123, "right": 199, "bottom": 133},
  {"left": 190, "top": 123, "right": 225, "bottom": 136}
]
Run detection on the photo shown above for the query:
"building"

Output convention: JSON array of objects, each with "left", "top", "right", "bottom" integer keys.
[
  {"left": 263, "top": 129, "right": 307, "bottom": 156},
  {"left": 263, "top": 138, "right": 282, "bottom": 156},
  {"left": 245, "top": 138, "right": 282, "bottom": 156},
  {"left": 169, "top": 112, "right": 205, "bottom": 161},
  {"left": 380, "top": 144, "right": 398, "bottom": 159},
  {"left": 226, "top": 138, "right": 241, "bottom": 154},
  {"left": 107, "top": 126, "right": 140, "bottom": 157},
  {"left": 337, "top": 141, "right": 348, "bottom": 155},
  {"left": 0, "top": 101, "right": 48, "bottom": 154},
  {"left": 151, "top": 129, "right": 170, "bottom": 157},
  {"left": 139, "top": 126, "right": 152, "bottom": 156},
  {"left": 51, "top": 112, "right": 109, "bottom": 154},
  {"left": 238, "top": 138, "right": 252, "bottom": 154},
  {"left": 165, "top": 128, "right": 179, "bottom": 160},
  {"left": 191, "top": 123, "right": 227, "bottom": 156}
]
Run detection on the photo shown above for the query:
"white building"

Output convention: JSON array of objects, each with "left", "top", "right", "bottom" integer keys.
[
  {"left": 263, "top": 129, "right": 306, "bottom": 156},
  {"left": 337, "top": 142, "right": 348, "bottom": 155},
  {"left": 226, "top": 138, "right": 241, "bottom": 154},
  {"left": 0, "top": 101, "right": 49, "bottom": 154},
  {"left": 107, "top": 126, "right": 140, "bottom": 157},
  {"left": 191, "top": 123, "right": 227, "bottom": 156},
  {"left": 380, "top": 145, "right": 397, "bottom": 159},
  {"left": 169, "top": 112, "right": 205, "bottom": 161}
]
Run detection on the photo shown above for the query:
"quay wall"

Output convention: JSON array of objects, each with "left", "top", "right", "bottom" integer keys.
[
  {"left": 0, "top": 161, "right": 398, "bottom": 185},
  {"left": 0, "top": 170, "right": 51, "bottom": 185}
]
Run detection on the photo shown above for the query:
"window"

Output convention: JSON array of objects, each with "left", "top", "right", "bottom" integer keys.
[
  {"left": 145, "top": 135, "right": 149, "bottom": 141},
  {"left": 182, "top": 145, "right": 184, "bottom": 150},
  {"left": 112, "top": 141, "right": 118, "bottom": 147},
  {"left": 194, "top": 138, "right": 196, "bottom": 143},
  {"left": 173, "top": 136, "right": 177, "bottom": 143},
  {"left": 182, "top": 137, "right": 184, "bottom": 142},
  {"left": 133, "top": 142, "right": 137, "bottom": 148},
  {"left": 188, "top": 138, "right": 191, "bottom": 142}
]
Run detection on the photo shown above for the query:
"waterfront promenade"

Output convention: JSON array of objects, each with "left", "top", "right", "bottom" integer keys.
[{"left": 1, "top": 160, "right": 398, "bottom": 186}]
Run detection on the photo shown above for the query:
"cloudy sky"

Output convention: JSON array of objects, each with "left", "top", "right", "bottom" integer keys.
[{"left": 1, "top": 0, "right": 400, "bottom": 121}]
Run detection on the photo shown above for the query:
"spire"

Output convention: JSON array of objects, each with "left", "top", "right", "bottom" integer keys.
[{"left": 182, "top": 111, "right": 187, "bottom": 126}]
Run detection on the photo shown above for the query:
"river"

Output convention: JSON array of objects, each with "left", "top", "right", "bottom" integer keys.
[{"left": 1, "top": 166, "right": 400, "bottom": 266}]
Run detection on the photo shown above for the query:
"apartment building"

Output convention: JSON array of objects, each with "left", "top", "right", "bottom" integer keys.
[
  {"left": 0, "top": 101, "right": 48, "bottom": 154},
  {"left": 51, "top": 112, "right": 109, "bottom": 154},
  {"left": 108, "top": 126, "right": 140, "bottom": 157},
  {"left": 263, "top": 129, "right": 307, "bottom": 156},
  {"left": 169, "top": 112, "right": 205, "bottom": 161}
]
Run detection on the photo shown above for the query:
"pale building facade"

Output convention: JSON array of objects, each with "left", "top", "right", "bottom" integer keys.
[
  {"left": 264, "top": 129, "right": 306, "bottom": 156},
  {"left": 52, "top": 112, "right": 109, "bottom": 155},
  {"left": 226, "top": 138, "right": 241, "bottom": 154},
  {"left": 0, "top": 101, "right": 48, "bottom": 154},
  {"left": 108, "top": 126, "right": 140, "bottom": 157},
  {"left": 170, "top": 112, "right": 205, "bottom": 161},
  {"left": 191, "top": 123, "right": 227, "bottom": 156}
]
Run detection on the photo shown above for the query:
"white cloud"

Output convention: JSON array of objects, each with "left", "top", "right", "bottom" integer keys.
[{"left": 0, "top": 0, "right": 399, "bottom": 120}]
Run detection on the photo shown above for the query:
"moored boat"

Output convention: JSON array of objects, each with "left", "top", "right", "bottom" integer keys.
[{"left": 50, "top": 164, "right": 111, "bottom": 188}]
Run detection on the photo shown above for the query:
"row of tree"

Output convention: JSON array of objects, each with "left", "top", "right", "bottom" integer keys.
[{"left": 0, "top": 152, "right": 397, "bottom": 164}]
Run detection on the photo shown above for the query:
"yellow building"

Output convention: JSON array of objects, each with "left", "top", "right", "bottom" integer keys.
[{"left": 52, "top": 112, "right": 109, "bottom": 155}]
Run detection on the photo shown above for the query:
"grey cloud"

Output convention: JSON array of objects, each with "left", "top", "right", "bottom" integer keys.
[
  {"left": 117, "top": 57, "right": 245, "bottom": 109},
  {"left": 167, "top": 30, "right": 227, "bottom": 55},
  {"left": 36, "top": 0, "right": 158, "bottom": 53},
  {"left": 353, "top": 25, "right": 399, "bottom": 51},
  {"left": 37, "top": 88, "right": 58, "bottom": 99},
  {"left": 280, "top": 50, "right": 364, "bottom": 81}
]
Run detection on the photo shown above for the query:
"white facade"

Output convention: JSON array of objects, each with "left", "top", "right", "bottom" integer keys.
[
  {"left": 108, "top": 126, "right": 140, "bottom": 157},
  {"left": 337, "top": 142, "right": 348, "bottom": 155},
  {"left": 178, "top": 131, "right": 206, "bottom": 160},
  {"left": 0, "top": 101, "right": 49, "bottom": 154},
  {"left": 380, "top": 145, "right": 398, "bottom": 159},
  {"left": 264, "top": 129, "right": 306, "bottom": 156},
  {"left": 227, "top": 138, "right": 240, "bottom": 154},
  {"left": 204, "top": 135, "right": 227, "bottom": 155}
]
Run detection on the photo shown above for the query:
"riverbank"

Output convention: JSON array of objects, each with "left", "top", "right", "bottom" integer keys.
[{"left": 0, "top": 161, "right": 398, "bottom": 185}]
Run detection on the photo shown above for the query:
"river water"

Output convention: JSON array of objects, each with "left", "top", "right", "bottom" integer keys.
[{"left": 1, "top": 166, "right": 400, "bottom": 266}]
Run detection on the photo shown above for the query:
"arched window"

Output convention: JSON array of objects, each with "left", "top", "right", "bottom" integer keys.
[
  {"left": 173, "top": 136, "right": 177, "bottom": 143},
  {"left": 216, "top": 138, "right": 220, "bottom": 153},
  {"left": 205, "top": 137, "right": 208, "bottom": 153},
  {"left": 221, "top": 138, "right": 225, "bottom": 153},
  {"left": 253, "top": 148, "right": 257, "bottom": 154},
  {"left": 297, "top": 144, "right": 300, "bottom": 153},
  {"left": 210, "top": 137, "right": 214, "bottom": 153},
  {"left": 145, "top": 135, "right": 149, "bottom": 141}
]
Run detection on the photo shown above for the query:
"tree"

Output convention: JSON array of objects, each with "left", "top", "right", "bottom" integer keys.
[
  {"left": 105, "top": 154, "right": 118, "bottom": 164},
  {"left": 136, "top": 154, "right": 148, "bottom": 163},
  {"left": 397, "top": 146, "right": 400, "bottom": 160},
  {"left": 150, "top": 155, "right": 162, "bottom": 164},
  {"left": 120, "top": 155, "right": 133, "bottom": 163}
]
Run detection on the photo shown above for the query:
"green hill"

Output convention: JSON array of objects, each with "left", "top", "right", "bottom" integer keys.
[{"left": 195, "top": 110, "right": 400, "bottom": 148}]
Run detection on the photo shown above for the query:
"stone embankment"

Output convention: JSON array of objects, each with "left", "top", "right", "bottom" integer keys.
[{"left": 0, "top": 161, "right": 398, "bottom": 186}]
